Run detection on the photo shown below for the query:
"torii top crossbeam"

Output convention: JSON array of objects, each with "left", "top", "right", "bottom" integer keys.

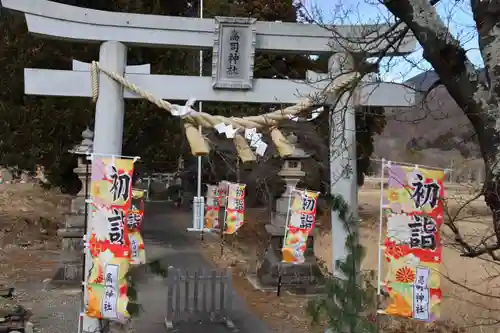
[{"left": 1, "top": 0, "right": 415, "bottom": 55}]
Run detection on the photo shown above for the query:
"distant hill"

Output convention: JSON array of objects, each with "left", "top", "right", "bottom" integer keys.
[{"left": 373, "top": 70, "right": 484, "bottom": 181}]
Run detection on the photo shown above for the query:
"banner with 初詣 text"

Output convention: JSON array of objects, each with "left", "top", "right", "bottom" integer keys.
[
  {"left": 224, "top": 182, "right": 246, "bottom": 235},
  {"left": 85, "top": 157, "right": 136, "bottom": 322},
  {"left": 380, "top": 164, "right": 444, "bottom": 322},
  {"left": 281, "top": 189, "right": 319, "bottom": 264},
  {"left": 218, "top": 181, "right": 230, "bottom": 207},
  {"left": 128, "top": 189, "right": 146, "bottom": 265},
  {"left": 204, "top": 185, "right": 220, "bottom": 229}
]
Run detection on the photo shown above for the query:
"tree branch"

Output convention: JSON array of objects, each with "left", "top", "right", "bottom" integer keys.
[{"left": 383, "top": 0, "right": 480, "bottom": 113}]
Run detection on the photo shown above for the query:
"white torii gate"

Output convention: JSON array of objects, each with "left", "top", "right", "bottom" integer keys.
[{"left": 1, "top": 1, "right": 418, "bottom": 332}]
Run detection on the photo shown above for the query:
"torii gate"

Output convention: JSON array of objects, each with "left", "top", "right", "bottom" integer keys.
[{"left": 1, "top": 0, "right": 417, "bottom": 332}]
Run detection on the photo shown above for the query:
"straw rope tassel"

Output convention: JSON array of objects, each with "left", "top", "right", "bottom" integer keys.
[{"left": 91, "top": 61, "right": 99, "bottom": 103}]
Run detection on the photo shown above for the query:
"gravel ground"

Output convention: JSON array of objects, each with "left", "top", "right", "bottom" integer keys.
[
  {"left": 14, "top": 282, "right": 81, "bottom": 333},
  {"left": 6, "top": 241, "right": 173, "bottom": 333},
  {"left": 1, "top": 244, "right": 81, "bottom": 333}
]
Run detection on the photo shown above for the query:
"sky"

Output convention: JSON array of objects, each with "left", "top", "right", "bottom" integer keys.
[{"left": 304, "top": 0, "right": 483, "bottom": 82}]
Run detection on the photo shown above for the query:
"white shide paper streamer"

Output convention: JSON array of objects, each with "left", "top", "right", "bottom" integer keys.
[{"left": 214, "top": 124, "right": 268, "bottom": 156}]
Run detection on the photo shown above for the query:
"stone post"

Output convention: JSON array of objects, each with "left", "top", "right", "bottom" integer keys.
[
  {"left": 328, "top": 53, "right": 358, "bottom": 280},
  {"left": 477, "top": 165, "right": 485, "bottom": 185},
  {"left": 51, "top": 127, "right": 93, "bottom": 287},
  {"left": 83, "top": 41, "right": 127, "bottom": 333}
]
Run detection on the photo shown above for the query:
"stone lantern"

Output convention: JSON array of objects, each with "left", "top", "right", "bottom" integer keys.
[
  {"left": 51, "top": 127, "right": 93, "bottom": 287},
  {"left": 271, "top": 133, "right": 308, "bottom": 235},
  {"left": 255, "top": 133, "right": 323, "bottom": 293},
  {"left": 67, "top": 127, "right": 94, "bottom": 214}
]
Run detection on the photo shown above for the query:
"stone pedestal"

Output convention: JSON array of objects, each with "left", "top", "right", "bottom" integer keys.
[
  {"left": 255, "top": 134, "right": 323, "bottom": 293},
  {"left": 256, "top": 225, "right": 323, "bottom": 293},
  {"left": 51, "top": 128, "right": 93, "bottom": 287}
]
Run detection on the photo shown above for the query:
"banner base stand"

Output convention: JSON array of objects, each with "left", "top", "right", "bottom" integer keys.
[{"left": 186, "top": 228, "right": 213, "bottom": 233}]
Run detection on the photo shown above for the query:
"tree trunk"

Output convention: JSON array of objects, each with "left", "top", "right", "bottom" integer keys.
[{"left": 483, "top": 160, "right": 500, "bottom": 248}]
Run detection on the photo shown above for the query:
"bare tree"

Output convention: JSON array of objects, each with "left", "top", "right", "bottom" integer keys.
[
  {"left": 298, "top": 0, "right": 500, "bottom": 260},
  {"left": 380, "top": 0, "right": 500, "bottom": 259}
]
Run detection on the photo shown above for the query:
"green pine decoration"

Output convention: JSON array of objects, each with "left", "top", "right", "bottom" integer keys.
[
  {"left": 126, "top": 259, "right": 168, "bottom": 317},
  {"left": 95, "top": 259, "right": 169, "bottom": 333},
  {"left": 307, "top": 194, "right": 377, "bottom": 333}
]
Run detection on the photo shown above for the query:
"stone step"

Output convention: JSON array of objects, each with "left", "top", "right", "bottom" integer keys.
[
  {"left": 0, "top": 303, "right": 29, "bottom": 323},
  {"left": 0, "top": 288, "right": 13, "bottom": 299},
  {"left": 70, "top": 197, "right": 87, "bottom": 215},
  {"left": 57, "top": 227, "right": 84, "bottom": 238},
  {"left": 0, "top": 320, "right": 34, "bottom": 333},
  {"left": 63, "top": 214, "right": 85, "bottom": 228}
]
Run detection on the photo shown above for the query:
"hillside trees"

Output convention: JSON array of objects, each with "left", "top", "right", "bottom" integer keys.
[
  {"left": 0, "top": 0, "right": 385, "bottom": 197},
  {"left": 0, "top": 0, "right": 311, "bottom": 191},
  {"left": 0, "top": 0, "right": 196, "bottom": 189}
]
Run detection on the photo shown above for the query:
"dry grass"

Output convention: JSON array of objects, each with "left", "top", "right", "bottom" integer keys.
[
  {"left": 201, "top": 183, "right": 500, "bottom": 333},
  {"left": 0, "top": 183, "right": 69, "bottom": 283}
]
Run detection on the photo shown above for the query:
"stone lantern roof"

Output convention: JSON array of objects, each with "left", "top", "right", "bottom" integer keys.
[
  {"left": 68, "top": 127, "right": 94, "bottom": 154},
  {"left": 285, "top": 133, "right": 310, "bottom": 160}
]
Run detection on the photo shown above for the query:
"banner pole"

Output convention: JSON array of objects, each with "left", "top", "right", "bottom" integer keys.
[
  {"left": 201, "top": 185, "right": 205, "bottom": 241},
  {"left": 78, "top": 156, "right": 91, "bottom": 333},
  {"left": 195, "top": 0, "right": 204, "bottom": 240},
  {"left": 376, "top": 159, "right": 386, "bottom": 295},
  {"left": 281, "top": 186, "right": 294, "bottom": 255},
  {"left": 220, "top": 190, "right": 228, "bottom": 256},
  {"left": 277, "top": 186, "right": 294, "bottom": 296},
  {"left": 376, "top": 159, "right": 387, "bottom": 332}
]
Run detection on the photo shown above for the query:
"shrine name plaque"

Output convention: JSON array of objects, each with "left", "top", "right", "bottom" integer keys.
[{"left": 212, "top": 16, "right": 256, "bottom": 90}]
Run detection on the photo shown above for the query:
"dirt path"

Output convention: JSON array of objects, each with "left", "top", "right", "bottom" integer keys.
[{"left": 139, "top": 203, "right": 274, "bottom": 333}]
